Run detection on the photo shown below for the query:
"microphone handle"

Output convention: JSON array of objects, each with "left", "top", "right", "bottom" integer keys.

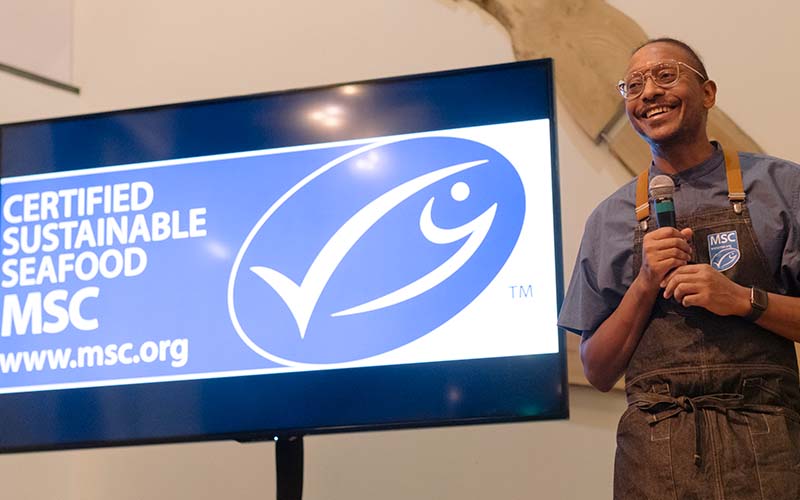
[{"left": 654, "top": 198, "right": 676, "bottom": 228}]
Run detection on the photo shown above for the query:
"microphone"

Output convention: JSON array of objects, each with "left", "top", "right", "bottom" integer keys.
[{"left": 649, "top": 175, "right": 676, "bottom": 228}]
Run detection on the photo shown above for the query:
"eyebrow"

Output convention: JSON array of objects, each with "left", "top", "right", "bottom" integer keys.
[{"left": 626, "top": 60, "right": 675, "bottom": 73}]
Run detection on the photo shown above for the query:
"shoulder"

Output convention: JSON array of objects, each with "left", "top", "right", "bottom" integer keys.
[
  {"left": 559, "top": 176, "right": 640, "bottom": 334},
  {"left": 575, "top": 176, "right": 640, "bottom": 268},
  {"left": 584, "top": 176, "right": 639, "bottom": 232},
  {"left": 738, "top": 151, "right": 800, "bottom": 206},
  {"left": 739, "top": 151, "right": 800, "bottom": 180}
]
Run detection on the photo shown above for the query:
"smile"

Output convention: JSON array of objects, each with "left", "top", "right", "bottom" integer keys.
[{"left": 643, "top": 105, "right": 674, "bottom": 119}]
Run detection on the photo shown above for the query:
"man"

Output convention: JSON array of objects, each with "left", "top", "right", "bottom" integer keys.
[{"left": 558, "top": 38, "right": 800, "bottom": 499}]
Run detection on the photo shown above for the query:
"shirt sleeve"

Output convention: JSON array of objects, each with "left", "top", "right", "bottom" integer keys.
[
  {"left": 746, "top": 153, "right": 800, "bottom": 296},
  {"left": 783, "top": 160, "right": 800, "bottom": 295},
  {"left": 558, "top": 188, "right": 638, "bottom": 335}
]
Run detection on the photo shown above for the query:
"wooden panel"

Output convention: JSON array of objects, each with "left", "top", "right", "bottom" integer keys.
[
  {"left": 707, "top": 107, "right": 764, "bottom": 153},
  {"left": 467, "top": 0, "right": 647, "bottom": 140},
  {"left": 605, "top": 116, "right": 650, "bottom": 175},
  {"left": 468, "top": 0, "right": 766, "bottom": 167}
]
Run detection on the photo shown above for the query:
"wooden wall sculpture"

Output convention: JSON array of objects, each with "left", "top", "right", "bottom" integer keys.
[{"left": 460, "top": 0, "right": 770, "bottom": 388}]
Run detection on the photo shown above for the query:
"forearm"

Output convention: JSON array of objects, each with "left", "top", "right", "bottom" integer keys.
[
  {"left": 664, "top": 265, "right": 800, "bottom": 341},
  {"left": 755, "top": 293, "right": 800, "bottom": 342},
  {"left": 711, "top": 282, "right": 800, "bottom": 342},
  {"left": 580, "top": 274, "right": 660, "bottom": 392}
]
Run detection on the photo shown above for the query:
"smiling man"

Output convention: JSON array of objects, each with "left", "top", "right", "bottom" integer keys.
[{"left": 559, "top": 38, "right": 800, "bottom": 499}]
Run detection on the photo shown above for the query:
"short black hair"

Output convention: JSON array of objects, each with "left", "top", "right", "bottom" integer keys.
[{"left": 634, "top": 38, "right": 709, "bottom": 80}]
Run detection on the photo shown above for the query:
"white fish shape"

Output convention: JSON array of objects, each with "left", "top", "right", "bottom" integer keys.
[
  {"left": 250, "top": 158, "right": 489, "bottom": 339},
  {"left": 332, "top": 194, "right": 496, "bottom": 317}
]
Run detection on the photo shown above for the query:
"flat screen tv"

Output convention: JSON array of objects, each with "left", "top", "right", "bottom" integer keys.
[{"left": 0, "top": 58, "right": 566, "bottom": 453}]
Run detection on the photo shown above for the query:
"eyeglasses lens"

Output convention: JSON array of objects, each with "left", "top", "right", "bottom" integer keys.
[{"left": 621, "top": 62, "right": 680, "bottom": 99}]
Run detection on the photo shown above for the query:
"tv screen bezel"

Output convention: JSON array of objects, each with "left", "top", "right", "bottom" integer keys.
[{"left": 0, "top": 58, "right": 568, "bottom": 454}]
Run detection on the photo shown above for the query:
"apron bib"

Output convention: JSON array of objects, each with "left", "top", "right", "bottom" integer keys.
[{"left": 614, "top": 150, "right": 800, "bottom": 500}]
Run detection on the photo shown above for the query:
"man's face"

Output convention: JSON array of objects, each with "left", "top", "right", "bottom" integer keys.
[{"left": 624, "top": 42, "right": 716, "bottom": 147}]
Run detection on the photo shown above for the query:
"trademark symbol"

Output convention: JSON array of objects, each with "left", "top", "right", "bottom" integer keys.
[{"left": 509, "top": 285, "right": 533, "bottom": 299}]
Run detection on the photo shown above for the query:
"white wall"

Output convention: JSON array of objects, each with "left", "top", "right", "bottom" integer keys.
[{"left": 0, "top": 1, "right": 796, "bottom": 499}]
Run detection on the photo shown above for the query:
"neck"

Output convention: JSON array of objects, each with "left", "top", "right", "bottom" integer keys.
[{"left": 650, "top": 138, "right": 715, "bottom": 174}]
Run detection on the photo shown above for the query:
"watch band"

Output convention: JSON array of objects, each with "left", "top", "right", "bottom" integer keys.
[{"left": 744, "top": 287, "right": 768, "bottom": 322}]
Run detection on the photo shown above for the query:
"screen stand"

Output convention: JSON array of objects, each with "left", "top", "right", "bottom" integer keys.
[{"left": 275, "top": 435, "right": 304, "bottom": 500}]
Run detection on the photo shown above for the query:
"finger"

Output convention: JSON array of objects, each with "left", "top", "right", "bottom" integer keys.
[
  {"left": 672, "top": 282, "right": 700, "bottom": 302},
  {"left": 660, "top": 268, "right": 678, "bottom": 289},
  {"left": 663, "top": 258, "right": 689, "bottom": 273},
  {"left": 670, "top": 283, "right": 706, "bottom": 305},
  {"left": 663, "top": 274, "right": 683, "bottom": 298},
  {"left": 648, "top": 232, "right": 692, "bottom": 245},
  {"left": 681, "top": 292, "right": 705, "bottom": 308},
  {"left": 644, "top": 230, "right": 687, "bottom": 249},
  {"left": 647, "top": 227, "right": 685, "bottom": 239},
  {"left": 650, "top": 254, "right": 691, "bottom": 279},
  {"left": 661, "top": 281, "right": 678, "bottom": 300},
  {"left": 653, "top": 259, "right": 689, "bottom": 283},
  {"left": 650, "top": 237, "right": 693, "bottom": 255},
  {"left": 656, "top": 247, "right": 693, "bottom": 263},
  {"left": 667, "top": 264, "right": 704, "bottom": 276},
  {"left": 663, "top": 266, "right": 709, "bottom": 288},
  {"left": 662, "top": 265, "right": 707, "bottom": 293},
  {"left": 662, "top": 270, "right": 690, "bottom": 297},
  {"left": 647, "top": 240, "right": 692, "bottom": 257}
]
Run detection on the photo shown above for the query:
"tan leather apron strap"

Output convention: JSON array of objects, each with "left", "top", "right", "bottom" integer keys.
[
  {"left": 633, "top": 147, "right": 746, "bottom": 222},
  {"left": 723, "top": 148, "right": 746, "bottom": 214},
  {"left": 635, "top": 169, "right": 650, "bottom": 228}
]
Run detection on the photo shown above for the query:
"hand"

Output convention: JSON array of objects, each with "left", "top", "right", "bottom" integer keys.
[
  {"left": 661, "top": 264, "right": 750, "bottom": 316},
  {"left": 639, "top": 227, "right": 694, "bottom": 290}
]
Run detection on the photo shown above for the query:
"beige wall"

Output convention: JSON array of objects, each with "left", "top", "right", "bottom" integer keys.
[
  {"left": 609, "top": 0, "right": 800, "bottom": 161},
  {"left": 0, "top": 1, "right": 796, "bottom": 499},
  {"left": 0, "top": 0, "right": 74, "bottom": 84}
]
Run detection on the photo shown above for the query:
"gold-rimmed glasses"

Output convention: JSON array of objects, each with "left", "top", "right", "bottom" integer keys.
[{"left": 617, "top": 60, "right": 706, "bottom": 100}]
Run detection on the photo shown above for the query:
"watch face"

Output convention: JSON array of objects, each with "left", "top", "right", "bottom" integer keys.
[
  {"left": 752, "top": 287, "right": 769, "bottom": 311},
  {"left": 746, "top": 287, "right": 768, "bottom": 322}
]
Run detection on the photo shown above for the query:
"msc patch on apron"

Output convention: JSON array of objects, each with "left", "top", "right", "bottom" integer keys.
[{"left": 708, "top": 230, "right": 740, "bottom": 271}]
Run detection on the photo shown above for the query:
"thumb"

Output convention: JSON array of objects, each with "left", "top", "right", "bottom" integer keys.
[{"left": 680, "top": 227, "right": 693, "bottom": 241}]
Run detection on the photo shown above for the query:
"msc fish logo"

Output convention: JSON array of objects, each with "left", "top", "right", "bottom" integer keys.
[
  {"left": 227, "top": 136, "right": 525, "bottom": 366},
  {"left": 708, "top": 230, "right": 740, "bottom": 272}
]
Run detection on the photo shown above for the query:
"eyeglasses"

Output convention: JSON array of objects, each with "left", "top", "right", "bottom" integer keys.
[{"left": 617, "top": 60, "right": 706, "bottom": 100}]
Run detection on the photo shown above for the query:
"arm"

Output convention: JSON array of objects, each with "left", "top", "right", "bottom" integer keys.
[
  {"left": 580, "top": 227, "right": 693, "bottom": 391},
  {"left": 757, "top": 293, "right": 800, "bottom": 341},
  {"left": 663, "top": 266, "right": 800, "bottom": 341},
  {"left": 579, "top": 273, "right": 659, "bottom": 392}
]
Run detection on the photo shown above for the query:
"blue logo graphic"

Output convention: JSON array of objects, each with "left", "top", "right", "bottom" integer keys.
[
  {"left": 708, "top": 230, "right": 740, "bottom": 272},
  {"left": 228, "top": 136, "right": 525, "bottom": 366}
]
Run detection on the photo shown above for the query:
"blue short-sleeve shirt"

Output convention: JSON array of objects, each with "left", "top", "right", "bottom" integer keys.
[{"left": 557, "top": 145, "right": 800, "bottom": 335}]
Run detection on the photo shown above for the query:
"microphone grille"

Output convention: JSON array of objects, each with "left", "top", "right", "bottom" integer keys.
[{"left": 649, "top": 175, "right": 675, "bottom": 199}]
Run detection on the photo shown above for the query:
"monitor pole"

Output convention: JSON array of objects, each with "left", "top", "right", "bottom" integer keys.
[{"left": 275, "top": 435, "right": 304, "bottom": 500}]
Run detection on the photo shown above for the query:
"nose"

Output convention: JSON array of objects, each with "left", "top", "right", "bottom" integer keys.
[{"left": 640, "top": 74, "right": 664, "bottom": 100}]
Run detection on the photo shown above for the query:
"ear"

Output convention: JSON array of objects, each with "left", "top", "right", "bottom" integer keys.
[{"left": 702, "top": 80, "right": 717, "bottom": 109}]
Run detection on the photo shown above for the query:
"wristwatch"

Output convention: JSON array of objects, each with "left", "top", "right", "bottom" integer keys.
[{"left": 744, "top": 287, "right": 768, "bottom": 322}]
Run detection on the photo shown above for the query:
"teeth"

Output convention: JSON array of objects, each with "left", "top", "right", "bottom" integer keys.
[{"left": 645, "top": 106, "right": 671, "bottom": 118}]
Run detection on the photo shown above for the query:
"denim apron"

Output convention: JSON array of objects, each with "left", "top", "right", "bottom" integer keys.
[{"left": 614, "top": 150, "right": 800, "bottom": 499}]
